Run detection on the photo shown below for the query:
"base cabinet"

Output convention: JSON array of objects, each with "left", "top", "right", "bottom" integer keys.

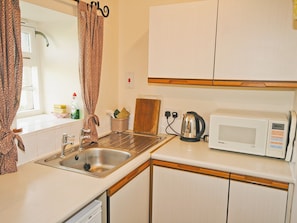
[
  {"left": 152, "top": 165, "right": 229, "bottom": 223},
  {"left": 108, "top": 163, "right": 150, "bottom": 223},
  {"left": 228, "top": 180, "right": 288, "bottom": 223},
  {"left": 151, "top": 160, "right": 290, "bottom": 223}
]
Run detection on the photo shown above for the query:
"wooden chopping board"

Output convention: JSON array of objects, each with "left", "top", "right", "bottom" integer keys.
[{"left": 133, "top": 98, "right": 161, "bottom": 135}]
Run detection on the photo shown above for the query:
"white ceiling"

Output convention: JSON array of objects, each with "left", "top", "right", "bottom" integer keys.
[{"left": 20, "top": 1, "right": 74, "bottom": 23}]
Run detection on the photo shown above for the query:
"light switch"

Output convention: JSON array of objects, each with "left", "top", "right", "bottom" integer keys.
[{"left": 126, "top": 73, "right": 134, "bottom": 88}]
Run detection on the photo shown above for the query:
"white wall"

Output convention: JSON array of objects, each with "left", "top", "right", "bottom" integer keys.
[
  {"left": 18, "top": 118, "right": 83, "bottom": 165},
  {"left": 20, "top": 0, "right": 297, "bottom": 138}
]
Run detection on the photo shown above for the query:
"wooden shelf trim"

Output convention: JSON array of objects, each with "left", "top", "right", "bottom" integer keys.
[
  {"left": 148, "top": 78, "right": 213, "bottom": 86},
  {"left": 213, "top": 80, "right": 297, "bottom": 88},
  {"left": 152, "top": 160, "right": 289, "bottom": 190},
  {"left": 230, "top": 173, "right": 289, "bottom": 191},
  {"left": 152, "top": 159, "right": 230, "bottom": 179},
  {"left": 108, "top": 160, "right": 150, "bottom": 196},
  {"left": 148, "top": 78, "right": 297, "bottom": 88}
]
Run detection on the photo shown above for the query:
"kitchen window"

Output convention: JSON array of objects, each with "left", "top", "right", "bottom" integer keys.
[{"left": 19, "top": 24, "right": 42, "bottom": 117}]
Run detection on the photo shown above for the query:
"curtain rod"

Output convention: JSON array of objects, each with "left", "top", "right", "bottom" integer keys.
[{"left": 74, "top": 0, "right": 110, "bottom": 17}]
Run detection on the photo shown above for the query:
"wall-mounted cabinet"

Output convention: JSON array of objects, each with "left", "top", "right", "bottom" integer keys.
[
  {"left": 148, "top": 0, "right": 297, "bottom": 88},
  {"left": 148, "top": 1, "right": 217, "bottom": 83},
  {"left": 214, "top": 0, "right": 297, "bottom": 82}
]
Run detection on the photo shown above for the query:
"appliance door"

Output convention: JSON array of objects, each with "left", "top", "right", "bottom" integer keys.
[
  {"left": 209, "top": 116, "right": 268, "bottom": 156},
  {"left": 66, "top": 200, "right": 102, "bottom": 223}
]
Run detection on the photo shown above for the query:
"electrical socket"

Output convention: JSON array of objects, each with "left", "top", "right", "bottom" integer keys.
[
  {"left": 172, "top": 112, "right": 178, "bottom": 118},
  {"left": 164, "top": 109, "right": 180, "bottom": 119},
  {"left": 164, "top": 111, "right": 171, "bottom": 118}
]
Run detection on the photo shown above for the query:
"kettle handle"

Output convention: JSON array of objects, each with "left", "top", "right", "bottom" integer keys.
[{"left": 191, "top": 111, "right": 205, "bottom": 140}]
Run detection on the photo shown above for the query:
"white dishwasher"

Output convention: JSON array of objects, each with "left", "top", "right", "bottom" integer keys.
[{"left": 65, "top": 200, "right": 102, "bottom": 223}]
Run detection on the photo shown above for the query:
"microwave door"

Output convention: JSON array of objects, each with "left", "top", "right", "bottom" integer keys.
[{"left": 209, "top": 116, "right": 268, "bottom": 156}]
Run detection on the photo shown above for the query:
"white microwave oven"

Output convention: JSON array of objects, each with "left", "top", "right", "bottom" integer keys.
[{"left": 209, "top": 109, "right": 291, "bottom": 159}]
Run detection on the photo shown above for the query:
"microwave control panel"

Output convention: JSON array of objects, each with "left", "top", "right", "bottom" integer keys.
[
  {"left": 270, "top": 123, "right": 286, "bottom": 149},
  {"left": 267, "top": 121, "right": 288, "bottom": 158}
]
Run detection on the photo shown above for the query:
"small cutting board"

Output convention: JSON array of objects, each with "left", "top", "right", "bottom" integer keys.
[{"left": 133, "top": 98, "right": 161, "bottom": 135}]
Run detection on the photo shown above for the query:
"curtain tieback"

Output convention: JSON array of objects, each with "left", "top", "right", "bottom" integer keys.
[
  {"left": 87, "top": 114, "right": 100, "bottom": 126},
  {"left": 0, "top": 129, "right": 25, "bottom": 155}
]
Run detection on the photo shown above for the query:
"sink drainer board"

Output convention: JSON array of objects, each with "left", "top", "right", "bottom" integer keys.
[
  {"left": 35, "top": 132, "right": 164, "bottom": 178},
  {"left": 97, "top": 132, "right": 163, "bottom": 153}
]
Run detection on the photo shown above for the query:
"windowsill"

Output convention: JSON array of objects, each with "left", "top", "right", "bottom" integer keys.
[{"left": 16, "top": 114, "right": 82, "bottom": 135}]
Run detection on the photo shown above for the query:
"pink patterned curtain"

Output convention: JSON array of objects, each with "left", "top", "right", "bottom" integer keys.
[
  {"left": 0, "top": 0, "right": 25, "bottom": 174},
  {"left": 77, "top": 1, "right": 104, "bottom": 142}
]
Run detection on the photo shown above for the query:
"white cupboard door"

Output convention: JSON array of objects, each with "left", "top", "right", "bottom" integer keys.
[
  {"left": 109, "top": 168, "right": 150, "bottom": 223},
  {"left": 228, "top": 180, "right": 287, "bottom": 223},
  {"left": 152, "top": 166, "right": 229, "bottom": 223},
  {"left": 148, "top": 0, "right": 217, "bottom": 79},
  {"left": 215, "top": 0, "right": 297, "bottom": 81}
]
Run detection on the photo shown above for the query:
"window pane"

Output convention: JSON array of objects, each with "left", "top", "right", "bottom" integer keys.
[
  {"left": 19, "top": 24, "right": 41, "bottom": 116},
  {"left": 22, "top": 66, "right": 33, "bottom": 87},
  {"left": 21, "top": 31, "right": 31, "bottom": 53},
  {"left": 19, "top": 65, "right": 40, "bottom": 113},
  {"left": 20, "top": 89, "right": 34, "bottom": 110}
]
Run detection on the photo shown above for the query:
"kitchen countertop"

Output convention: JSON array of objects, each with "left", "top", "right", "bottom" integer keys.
[
  {"left": 0, "top": 134, "right": 173, "bottom": 223},
  {"left": 152, "top": 137, "right": 295, "bottom": 184},
  {"left": 0, "top": 135, "right": 294, "bottom": 222}
]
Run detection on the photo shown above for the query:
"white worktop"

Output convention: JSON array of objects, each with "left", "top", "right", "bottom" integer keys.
[
  {"left": 0, "top": 134, "right": 172, "bottom": 223},
  {"left": 0, "top": 135, "right": 295, "bottom": 222},
  {"left": 152, "top": 137, "right": 295, "bottom": 183}
]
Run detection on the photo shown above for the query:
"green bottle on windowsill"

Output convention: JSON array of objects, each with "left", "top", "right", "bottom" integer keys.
[{"left": 71, "top": 92, "right": 80, "bottom": 119}]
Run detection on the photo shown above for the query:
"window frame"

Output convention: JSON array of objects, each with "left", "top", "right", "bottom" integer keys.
[{"left": 18, "top": 23, "right": 43, "bottom": 118}]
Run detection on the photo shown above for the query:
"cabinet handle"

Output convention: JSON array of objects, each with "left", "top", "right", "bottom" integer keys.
[
  {"left": 108, "top": 160, "right": 150, "bottom": 196},
  {"left": 230, "top": 173, "right": 289, "bottom": 190},
  {"left": 240, "top": 81, "right": 266, "bottom": 87},
  {"left": 152, "top": 159, "right": 229, "bottom": 179},
  {"left": 149, "top": 78, "right": 297, "bottom": 88},
  {"left": 213, "top": 80, "right": 267, "bottom": 87},
  {"left": 148, "top": 78, "right": 213, "bottom": 86}
]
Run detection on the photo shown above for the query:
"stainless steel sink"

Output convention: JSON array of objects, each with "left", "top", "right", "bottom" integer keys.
[
  {"left": 36, "top": 146, "right": 135, "bottom": 178},
  {"left": 36, "top": 132, "right": 164, "bottom": 178},
  {"left": 60, "top": 148, "right": 132, "bottom": 177}
]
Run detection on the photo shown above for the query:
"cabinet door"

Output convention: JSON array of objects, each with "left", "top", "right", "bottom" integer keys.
[
  {"left": 109, "top": 167, "right": 150, "bottom": 223},
  {"left": 148, "top": 1, "right": 217, "bottom": 79},
  {"left": 215, "top": 0, "right": 297, "bottom": 81},
  {"left": 228, "top": 180, "right": 287, "bottom": 223},
  {"left": 152, "top": 166, "right": 229, "bottom": 223}
]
